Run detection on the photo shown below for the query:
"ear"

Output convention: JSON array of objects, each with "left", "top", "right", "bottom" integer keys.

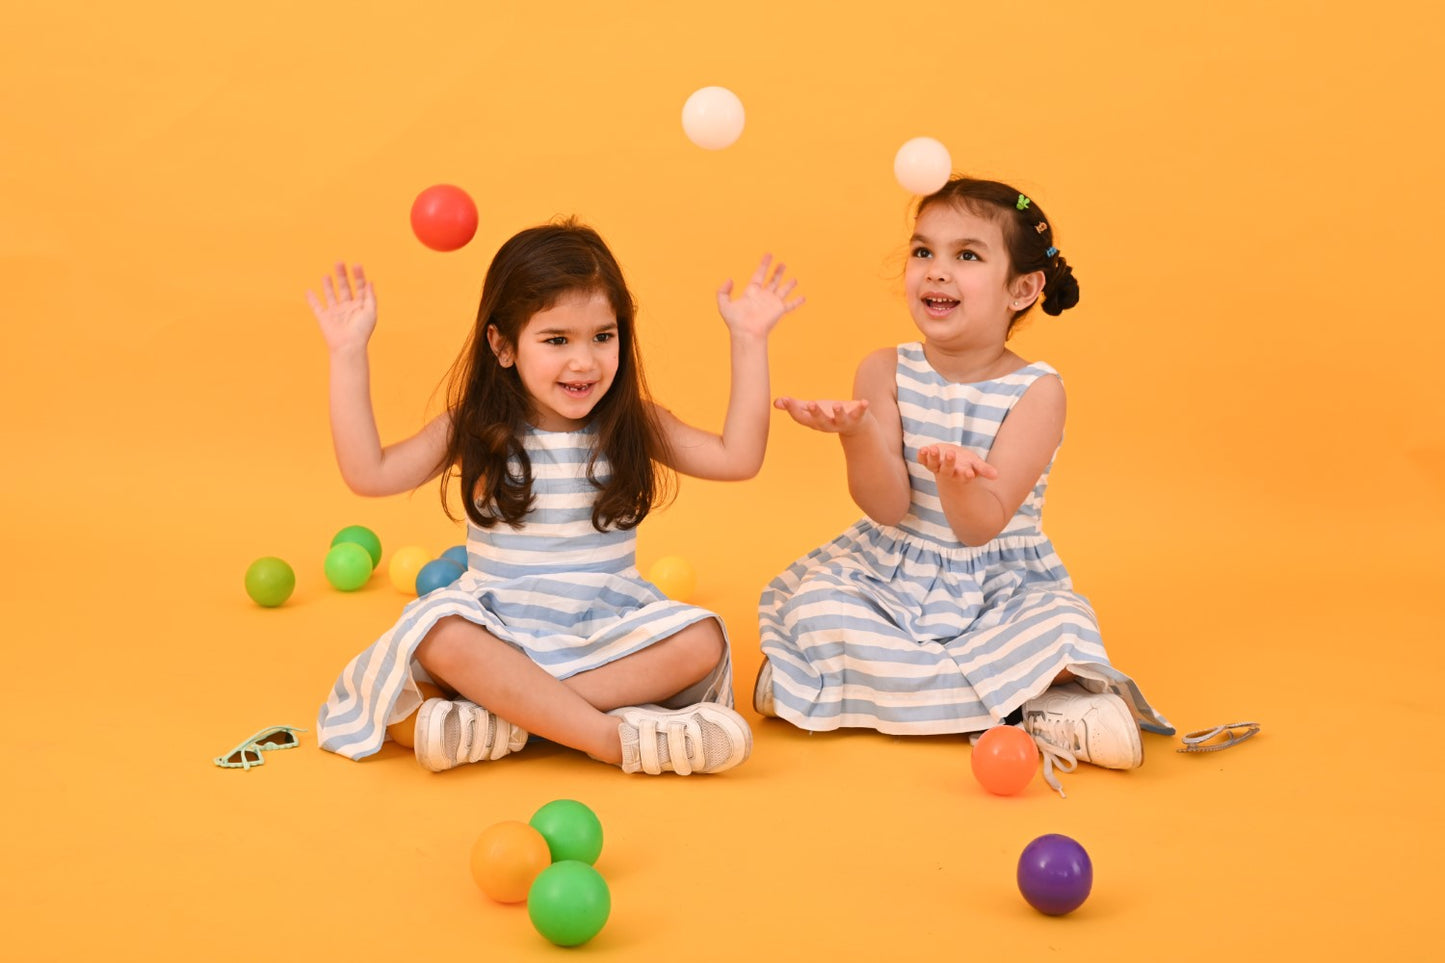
[
  {"left": 1010, "top": 270, "right": 1045, "bottom": 310},
  {"left": 486, "top": 324, "right": 513, "bottom": 368}
]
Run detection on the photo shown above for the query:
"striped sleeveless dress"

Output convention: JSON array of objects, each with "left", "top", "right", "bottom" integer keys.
[
  {"left": 317, "top": 426, "right": 733, "bottom": 760},
  {"left": 756, "top": 343, "right": 1170, "bottom": 735}
]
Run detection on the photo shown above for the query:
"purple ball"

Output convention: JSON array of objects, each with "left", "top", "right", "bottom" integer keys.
[{"left": 1017, "top": 834, "right": 1093, "bottom": 916}]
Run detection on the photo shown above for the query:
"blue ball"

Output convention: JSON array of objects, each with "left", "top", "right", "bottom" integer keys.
[
  {"left": 441, "top": 544, "right": 469, "bottom": 569},
  {"left": 415, "top": 558, "right": 465, "bottom": 596}
]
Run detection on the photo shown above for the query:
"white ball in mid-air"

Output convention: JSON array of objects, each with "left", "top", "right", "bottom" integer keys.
[
  {"left": 682, "top": 86, "right": 746, "bottom": 150},
  {"left": 893, "top": 137, "right": 953, "bottom": 195}
]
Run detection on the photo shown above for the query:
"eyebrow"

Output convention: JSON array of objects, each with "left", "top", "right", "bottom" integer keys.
[
  {"left": 534, "top": 321, "right": 619, "bottom": 337},
  {"left": 911, "top": 233, "right": 992, "bottom": 249}
]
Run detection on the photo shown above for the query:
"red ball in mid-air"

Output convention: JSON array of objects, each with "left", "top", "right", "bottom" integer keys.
[{"left": 410, "top": 184, "right": 478, "bottom": 252}]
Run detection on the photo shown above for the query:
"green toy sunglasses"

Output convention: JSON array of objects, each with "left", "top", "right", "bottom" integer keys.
[{"left": 213, "top": 725, "right": 307, "bottom": 770}]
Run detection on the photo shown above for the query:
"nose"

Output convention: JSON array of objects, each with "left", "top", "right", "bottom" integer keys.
[
  {"left": 926, "top": 261, "right": 949, "bottom": 282},
  {"left": 566, "top": 344, "right": 598, "bottom": 371}
]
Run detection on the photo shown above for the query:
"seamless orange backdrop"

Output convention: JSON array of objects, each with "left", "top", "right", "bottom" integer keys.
[{"left": 3, "top": 2, "right": 1442, "bottom": 960}]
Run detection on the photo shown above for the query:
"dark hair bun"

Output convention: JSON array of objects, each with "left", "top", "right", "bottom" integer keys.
[{"left": 1042, "top": 258, "right": 1080, "bottom": 316}]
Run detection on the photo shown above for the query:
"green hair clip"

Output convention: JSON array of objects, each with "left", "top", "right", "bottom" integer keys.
[
  {"left": 213, "top": 725, "right": 307, "bottom": 770},
  {"left": 1016, "top": 194, "right": 1031, "bottom": 210}
]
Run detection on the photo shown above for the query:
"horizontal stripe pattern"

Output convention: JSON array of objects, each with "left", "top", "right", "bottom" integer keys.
[
  {"left": 318, "top": 426, "right": 732, "bottom": 760},
  {"left": 757, "top": 343, "right": 1170, "bottom": 735}
]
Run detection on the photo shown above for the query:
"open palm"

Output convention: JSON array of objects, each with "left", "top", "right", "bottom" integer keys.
[
  {"left": 306, "top": 263, "right": 377, "bottom": 352},
  {"left": 716, "top": 253, "right": 804, "bottom": 338}
]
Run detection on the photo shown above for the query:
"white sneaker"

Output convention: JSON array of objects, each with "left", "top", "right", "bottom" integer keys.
[
  {"left": 414, "top": 698, "right": 528, "bottom": 772},
  {"left": 610, "top": 703, "right": 752, "bottom": 775},
  {"left": 1021, "top": 682, "right": 1142, "bottom": 770},
  {"left": 752, "top": 659, "right": 777, "bottom": 718}
]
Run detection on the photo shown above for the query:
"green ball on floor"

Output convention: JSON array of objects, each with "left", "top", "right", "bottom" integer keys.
[
  {"left": 324, "top": 542, "right": 373, "bottom": 591},
  {"left": 529, "top": 799, "right": 604, "bottom": 865},
  {"left": 244, "top": 557, "right": 295, "bottom": 607},
  {"left": 331, "top": 524, "right": 382, "bottom": 569},
  {"left": 527, "top": 860, "right": 610, "bottom": 947}
]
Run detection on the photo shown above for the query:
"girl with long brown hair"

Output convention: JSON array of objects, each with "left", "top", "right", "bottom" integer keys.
[{"left": 310, "top": 218, "right": 802, "bottom": 775}]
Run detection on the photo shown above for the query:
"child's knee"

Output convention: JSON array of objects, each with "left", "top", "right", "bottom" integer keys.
[
  {"left": 677, "top": 619, "right": 726, "bottom": 674},
  {"left": 415, "top": 616, "right": 471, "bottom": 671}
]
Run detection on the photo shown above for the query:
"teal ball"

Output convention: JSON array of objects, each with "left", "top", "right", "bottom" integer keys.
[{"left": 415, "top": 558, "right": 465, "bottom": 596}]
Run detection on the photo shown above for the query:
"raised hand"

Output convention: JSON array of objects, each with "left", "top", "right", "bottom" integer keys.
[
  {"left": 715, "top": 254, "right": 805, "bottom": 338},
  {"left": 306, "top": 263, "right": 377, "bottom": 353},
  {"left": 919, "top": 443, "right": 999, "bottom": 482},
  {"left": 774, "top": 397, "right": 872, "bottom": 435}
]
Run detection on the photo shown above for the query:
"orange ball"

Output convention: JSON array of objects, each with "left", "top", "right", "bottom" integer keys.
[
  {"left": 386, "top": 681, "right": 445, "bottom": 749},
  {"left": 970, "top": 725, "right": 1040, "bottom": 795},
  {"left": 470, "top": 821, "right": 553, "bottom": 904}
]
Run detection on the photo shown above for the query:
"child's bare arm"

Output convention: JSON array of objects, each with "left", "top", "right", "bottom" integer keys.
[
  {"left": 652, "top": 255, "right": 802, "bottom": 481},
  {"left": 776, "top": 347, "right": 911, "bottom": 524},
  {"left": 920, "top": 374, "right": 1065, "bottom": 545},
  {"left": 306, "top": 263, "right": 451, "bottom": 497}
]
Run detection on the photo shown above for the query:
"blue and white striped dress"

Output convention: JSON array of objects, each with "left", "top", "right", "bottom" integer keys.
[
  {"left": 318, "top": 426, "right": 733, "bottom": 760},
  {"left": 757, "top": 343, "right": 1170, "bottom": 735}
]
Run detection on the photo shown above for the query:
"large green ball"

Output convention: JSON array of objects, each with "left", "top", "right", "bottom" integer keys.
[
  {"left": 324, "top": 542, "right": 373, "bottom": 591},
  {"left": 529, "top": 799, "right": 603, "bottom": 865},
  {"left": 330, "top": 524, "right": 382, "bottom": 569},
  {"left": 244, "top": 557, "right": 295, "bottom": 607},
  {"left": 527, "top": 860, "right": 610, "bottom": 947}
]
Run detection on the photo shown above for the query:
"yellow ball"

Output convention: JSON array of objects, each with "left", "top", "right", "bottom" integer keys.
[
  {"left": 647, "top": 555, "right": 697, "bottom": 602},
  {"left": 388, "top": 545, "right": 433, "bottom": 595}
]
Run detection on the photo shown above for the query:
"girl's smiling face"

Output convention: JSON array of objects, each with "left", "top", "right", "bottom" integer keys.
[
  {"left": 490, "top": 288, "right": 620, "bottom": 431},
  {"left": 904, "top": 204, "right": 1022, "bottom": 350}
]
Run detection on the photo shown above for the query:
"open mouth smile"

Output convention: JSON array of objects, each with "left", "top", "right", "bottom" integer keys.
[{"left": 921, "top": 296, "right": 959, "bottom": 318}]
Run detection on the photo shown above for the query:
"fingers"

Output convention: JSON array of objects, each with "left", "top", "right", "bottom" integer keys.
[
  {"left": 333, "top": 262, "right": 354, "bottom": 301},
  {"left": 748, "top": 253, "right": 774, "bottom": 287}
]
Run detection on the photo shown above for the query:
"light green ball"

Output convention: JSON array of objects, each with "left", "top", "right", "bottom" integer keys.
[
  {"left": 244, "top": 556, "right": 295, "bottom": 607},
  {"left": 330, "top": 524, "right": 382, "bottom": 569},
  {"left": 324, "top": 542, "right": 373, "bottom": 591}
]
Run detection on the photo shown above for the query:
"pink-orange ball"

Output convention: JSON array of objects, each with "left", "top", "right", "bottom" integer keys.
[{"left": 970, "top": 725, "right": 1039, "bottom": 795}]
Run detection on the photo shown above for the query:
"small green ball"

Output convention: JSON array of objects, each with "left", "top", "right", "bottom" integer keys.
[
  {"left": 527, "top": 860, "right": 610, "bottom": 947},
  {"left": 324, "top": 542, "right": 373, "bottom": 591},
  {"left": 529, "top": 799, "right": 604, "bottom": 865},
  {"left": 244, "top": 556, "right": 295, "bottom": 607},
  {"left": 330, "top": 524, "right": 382, "bottom": 569}
]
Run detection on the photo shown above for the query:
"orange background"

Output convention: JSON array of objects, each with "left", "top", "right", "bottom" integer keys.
[{"left": 3, "top": 2, "right": 1441, "bottom": 959}]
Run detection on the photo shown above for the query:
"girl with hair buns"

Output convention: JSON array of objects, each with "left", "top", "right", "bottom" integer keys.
[{"left": 756, "top": 177, "right": 1171, "bottom": 791}]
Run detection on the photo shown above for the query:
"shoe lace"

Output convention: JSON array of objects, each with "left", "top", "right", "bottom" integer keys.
[
  {"left": 1031, "top": 732, "right": 1078, "bottom": 798},
  {"left": 1022, "top": 713, "right": 1081, "bottom": 798}
]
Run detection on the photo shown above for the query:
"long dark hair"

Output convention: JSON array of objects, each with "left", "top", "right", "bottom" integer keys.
[
  {"left": 917, "top": 177, "right": 1080, "bottom": 330},
  {"left": 439, "top": 218, "right": 672, "bottom": 531}
]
